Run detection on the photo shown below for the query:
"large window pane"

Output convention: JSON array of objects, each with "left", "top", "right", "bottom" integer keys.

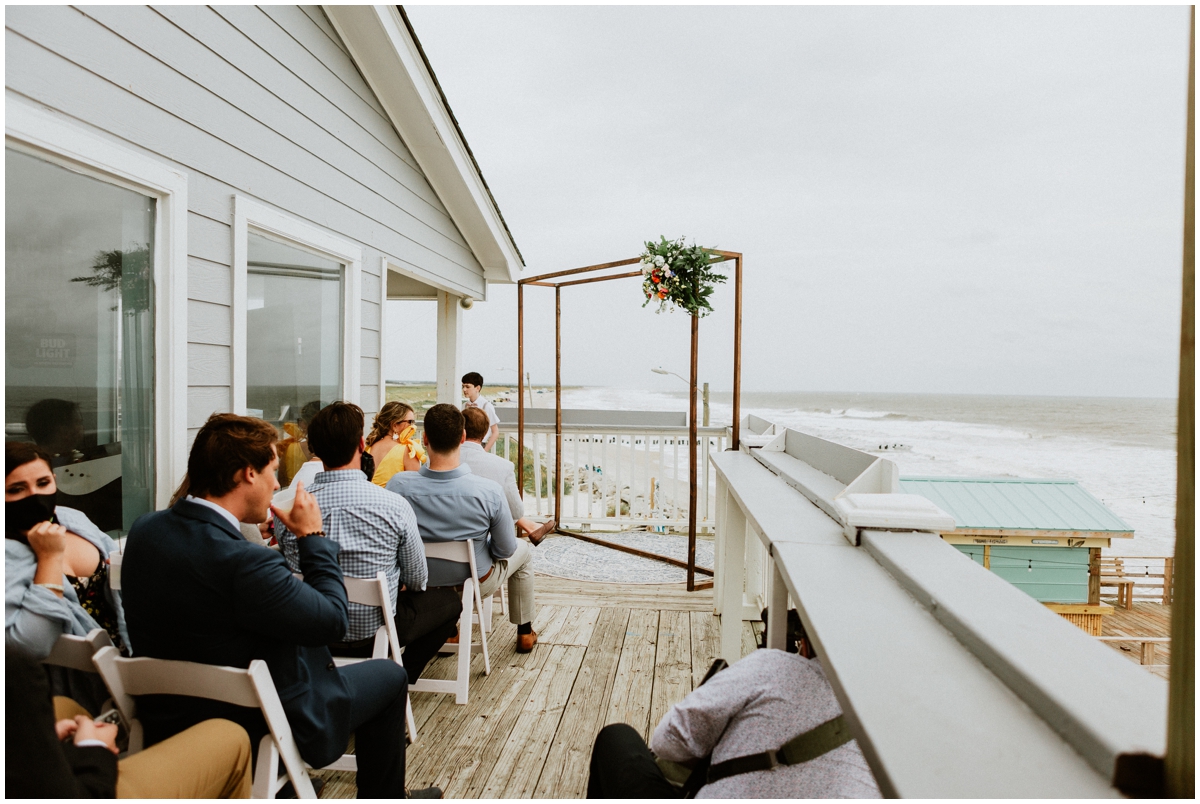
[
  {"left": 5, "top": 148, "right": 155, "bottom": 535},
  {"left": 246, "top": 232, "right": 343, "bottom": 486}
]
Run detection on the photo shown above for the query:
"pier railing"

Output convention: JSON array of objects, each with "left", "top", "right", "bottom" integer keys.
[
  {"left": 498, "top": 422, "right": 727, "bottom": 530},
  {"left": 1100, "top": 555, "right": 1175, "bottom": 604}
]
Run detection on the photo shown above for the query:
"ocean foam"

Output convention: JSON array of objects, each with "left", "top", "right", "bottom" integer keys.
[{"left": 551, "top": 388, "right": 1176, "bottom": 557}]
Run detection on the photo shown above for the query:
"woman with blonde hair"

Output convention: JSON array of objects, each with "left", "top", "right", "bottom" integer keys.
[{"left": 367, "top": 401, "right": 426, "bottom": 487}]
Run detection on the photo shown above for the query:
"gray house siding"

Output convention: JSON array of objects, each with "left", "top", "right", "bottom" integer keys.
[{"left": 6, "top": 5, "right": 486, "bottom": 449}]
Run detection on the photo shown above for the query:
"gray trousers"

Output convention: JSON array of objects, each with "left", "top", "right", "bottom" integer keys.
[{"left": 478, "top": 540, "right": 536, "bottom": 626}]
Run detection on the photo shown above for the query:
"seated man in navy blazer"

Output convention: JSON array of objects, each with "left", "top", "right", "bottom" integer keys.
[{"left": 121, "top": 412, "right": 439, "bottom": 799}]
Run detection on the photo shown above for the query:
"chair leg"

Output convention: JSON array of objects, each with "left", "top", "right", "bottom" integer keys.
[
  {"left": 406, "top": 694, "right": 418, "bottom": 744},
  {"left": 498, "top": 584, "right": 507, "bottom": 617},
  {"left": 456, "top": 581, "right": 472, "bottom": 705},
  {"left": 253, "top": 735, "right": 279, "bottom": 799},
  {"left": 481, "top": 590, "right": 493, "bottom": 634},
  {"left": 472, "top": 574, "right": 492, "bottom": 676}
]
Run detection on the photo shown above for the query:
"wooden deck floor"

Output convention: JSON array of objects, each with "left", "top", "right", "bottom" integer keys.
[
  {"left": 317, "top": 577, "right": 752, "bottom": 799},
  {"left": 1098, "top": 600, "right": 1172, "bottom": 680},
  {"left": 314, "top": 582, "right": 1173, "bottom": 797}
]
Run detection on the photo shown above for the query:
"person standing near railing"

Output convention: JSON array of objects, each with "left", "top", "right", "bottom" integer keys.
[{"left": 461, "top": 372, "right": 500, "bottom": 452}]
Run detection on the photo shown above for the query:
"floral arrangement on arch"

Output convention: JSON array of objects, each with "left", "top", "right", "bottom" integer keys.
[{"left": 639, "top": 236, "right": 726, "bottom": 317}]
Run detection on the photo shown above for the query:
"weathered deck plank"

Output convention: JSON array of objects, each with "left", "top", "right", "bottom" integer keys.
[
  {"left": 689, "top": 610, "right": 721, "bottom": 687},
  {"left": 479, "top": 644, "right": 587, "bottom": 798},
  {"left": 321, "top": 576, "right": 722, "bottom": 798},
  {"left": 603, "top": 608, "right": 660, "bottom": 740},
  {"left": 536, "top": 576, "right": 713, "bottom": 612},
  {"left": 533, "top": 607, "right": 631, "bottom": 799},
  {"left": 648, "top": 610, "right": 693, "bottom": 737}
]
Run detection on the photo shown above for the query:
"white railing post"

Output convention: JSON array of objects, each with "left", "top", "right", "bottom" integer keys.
[{"left": 719, "top": 483, "right": 748, "bottom": 662}]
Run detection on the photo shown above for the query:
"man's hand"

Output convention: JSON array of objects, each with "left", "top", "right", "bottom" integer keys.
[
  {"left": 61, "top": 716, "right": 119, "bottom": 754},
  {"left": 271, "top": 481, "right": 323, "bottom": 536},
  {"left": 75, "top": 716, "right": 120, "bottom": 754},
  {"left": 55, "top": 718, "right": 77, "bottom": 741}
]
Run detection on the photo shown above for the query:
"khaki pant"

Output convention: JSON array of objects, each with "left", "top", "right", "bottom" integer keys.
[
  {"left": 54, "top": 698, "right": 253, "bottom": 799},
  {"left": 478, "top": 539, "right": 537, "bottom": 626}
]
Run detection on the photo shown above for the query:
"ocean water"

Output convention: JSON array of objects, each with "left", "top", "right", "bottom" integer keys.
[{"left": 548, "top": 388, "right": 1178, "bottom": 557}]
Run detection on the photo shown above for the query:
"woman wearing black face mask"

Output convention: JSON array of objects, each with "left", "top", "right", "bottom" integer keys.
[{"left": 5, "top": 442, "right": 129, "bottom": 671}]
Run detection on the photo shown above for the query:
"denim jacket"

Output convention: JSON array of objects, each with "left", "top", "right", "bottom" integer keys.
[{"left": 4, "top": 505, "right": 129, "bottom": 658}]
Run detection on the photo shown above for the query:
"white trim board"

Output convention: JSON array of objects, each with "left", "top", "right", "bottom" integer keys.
[
  {"left": 324, "top": 5, "right": 522, "bottom": 286},
  {"left": 231, "top": 195, "right": 363, "bottom": 414},
  {"left": 6, "top": 98, "right": 189, "bottom": 510}
]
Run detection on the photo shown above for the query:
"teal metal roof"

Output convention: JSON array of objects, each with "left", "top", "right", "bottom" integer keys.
[{"left": 898, "top": 477, "right": 1133, "bottom": 534}]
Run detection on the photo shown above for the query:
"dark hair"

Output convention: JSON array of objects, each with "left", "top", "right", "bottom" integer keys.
[
  {"left": 5, "top": 441, "right": 52, "bottom": 479},
  {"left": 461, "top": 372, "right": 484, "bottom": 388},
  {"left": 298, "top": 400, "right": 322, "bottom": 428},
  {"left": 761, "top": 607, "right": 817, "bottom": 658},
  {"left": 25, "top": 399, "right": 79, "bottom": 446},
  {"left": 307, "top": 402, "right": 365, "bottom": 468},
  {"left": 187, "top": 413, "right": 279, "bottom": 499},
  {"left": 423, "top": 404, "right": 465, "bottom": 453},
  {"left": 463, "top": 407, "right": 490, "bottom": 442}
]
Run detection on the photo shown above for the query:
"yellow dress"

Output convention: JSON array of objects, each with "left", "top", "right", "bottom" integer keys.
[{"left": 371, "top": 426, "right": 427, "bottom": 487}]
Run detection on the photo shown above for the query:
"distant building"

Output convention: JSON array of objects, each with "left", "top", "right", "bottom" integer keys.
[
  {"left": 5, "top": 6, "right": 521, "bottom": 531},
  {"left": 900, "top": 476, "right": 1133, "bottom": 633}
]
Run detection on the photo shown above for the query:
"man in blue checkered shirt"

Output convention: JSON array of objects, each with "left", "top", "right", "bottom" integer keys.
[{"left": 276, "top": 402, "right": 461, "bottom": 681}]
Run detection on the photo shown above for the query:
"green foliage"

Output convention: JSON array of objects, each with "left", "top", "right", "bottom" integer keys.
[
  {"left": 71, "top": 243, "right": 152, "bottom": 314},
  {"left": 639, "top": 235, "right": 727, "bottom": 317}
]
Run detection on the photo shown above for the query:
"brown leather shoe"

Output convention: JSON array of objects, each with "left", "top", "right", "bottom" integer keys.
[
  {"left": 516, "top": 630, "right": 538, "bottom": 653},
  {"left": 524, "top": 520, "right": 556, "bottom": 547}
]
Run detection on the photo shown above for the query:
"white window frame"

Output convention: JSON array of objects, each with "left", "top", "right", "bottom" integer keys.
[
  {"left": 231, "top": 195, "right": 362, "bottom": 415},
  {"left": 5, "top": 98, "right": 189, "bottom": 510}
]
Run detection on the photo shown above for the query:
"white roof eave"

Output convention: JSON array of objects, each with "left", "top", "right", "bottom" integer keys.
[{"left": 323, "top": 5, "right": 522, "bottom": 289}]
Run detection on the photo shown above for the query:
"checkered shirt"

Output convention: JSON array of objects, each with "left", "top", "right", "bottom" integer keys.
[{"left": 275, "top": 469, "right": 426, "bottom": 642}]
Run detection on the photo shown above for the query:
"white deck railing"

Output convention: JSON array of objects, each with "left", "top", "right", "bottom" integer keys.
[
  {"left": 711, "top": 414, "right": 1167, "bottom": 797},
  {"left": 499, "top": 424, "right": 727, "bottom": 531}
]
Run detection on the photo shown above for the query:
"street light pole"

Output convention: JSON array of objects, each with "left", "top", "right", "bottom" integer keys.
[{"left": 652, "top": 367, "right": 707, "bottom": 427}]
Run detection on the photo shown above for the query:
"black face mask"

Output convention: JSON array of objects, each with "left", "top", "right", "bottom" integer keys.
[{"left": 6, "top": 493, "right": 57, "bottom": 543}]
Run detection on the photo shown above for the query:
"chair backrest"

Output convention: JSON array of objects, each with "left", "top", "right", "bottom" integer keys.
[
  {"left": 341, "top": 571, "right": 401, "bottom": 660},
  {"left": 44, "top": 628, "right": 112, "bottom": 673},
  {"left": 422, "top": 539, "right": 481, "bottom": 583},
  {"left": 92, "top": 645, "right": 316, "bottom": 796},
  {"left": 108, "top": 551, "right": 123, "bottom": 591}
]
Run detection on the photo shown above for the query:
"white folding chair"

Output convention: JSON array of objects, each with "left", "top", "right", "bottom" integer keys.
[
  {"left": 410, "top": 539, "right": 491, "bottom": 705},
  {"left": 44, "top": 628, "right": 113, "bottom": 673},
  {"left": 329, "top": 571, "right": 419, "bottom": 747},
  {"left": 92, "top": 645, "right": 316, "bottom": 799}
]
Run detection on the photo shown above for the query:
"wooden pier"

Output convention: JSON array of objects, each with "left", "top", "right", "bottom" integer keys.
[
  {"left": 1099, "top": 600, "right": 1173, "bottom": 681},
  {"left": 317, "top": 575, "right": 754, "bottom": 799}
]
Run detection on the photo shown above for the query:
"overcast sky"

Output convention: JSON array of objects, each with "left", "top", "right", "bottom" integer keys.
[{"left": 387, "top": 5, "right": 1190, "bottom": 397}]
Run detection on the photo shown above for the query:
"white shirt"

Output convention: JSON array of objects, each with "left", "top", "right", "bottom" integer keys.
[
  {"left": 464, "top": 395, "right": 499, "bottom": 428},
  {"left": 185, "top": 494, "right": 241, "bottom": 532}
]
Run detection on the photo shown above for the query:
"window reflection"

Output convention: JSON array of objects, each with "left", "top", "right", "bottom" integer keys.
[
  {"left": 245, "top": 232, "right": 343, "bottom": 486},
  {"left": 5, "top": 148, "right": 155, "bottom": 534}
]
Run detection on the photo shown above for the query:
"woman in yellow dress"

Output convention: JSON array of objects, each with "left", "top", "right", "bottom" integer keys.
[{"left": 367, "top": 401, "right": 426, "bottom": 487}]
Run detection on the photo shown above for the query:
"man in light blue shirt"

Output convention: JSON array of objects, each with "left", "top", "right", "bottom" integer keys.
[{"left": 387, "top": 404, "right": 539, "bottom": 653}]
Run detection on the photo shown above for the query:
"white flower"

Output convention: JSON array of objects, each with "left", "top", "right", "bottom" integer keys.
[{"left": 654, "top": 255, "right": 665, "bottom": 266}]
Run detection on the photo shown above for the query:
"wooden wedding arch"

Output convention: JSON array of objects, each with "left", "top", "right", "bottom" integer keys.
[{"left": 516, "top": 250, "right": 743, "bottom": 591}]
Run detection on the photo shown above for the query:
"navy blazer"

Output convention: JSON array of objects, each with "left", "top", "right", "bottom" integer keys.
[{"left": 121, "top": 499, "right": 352, "bottom": 767}]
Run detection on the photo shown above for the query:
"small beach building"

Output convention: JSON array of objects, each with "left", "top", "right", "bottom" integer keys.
[
  {"left": 5, "top": 6, "right": 522, "bottom": 532},
  {"left": 899, "top": 476, "right": 1134, "bottom": 634}
]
